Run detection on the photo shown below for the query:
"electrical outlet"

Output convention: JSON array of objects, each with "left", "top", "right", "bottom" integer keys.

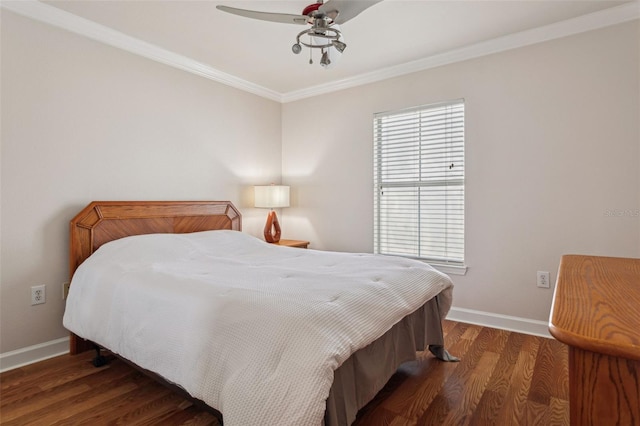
[
  {"left": 537, "top": 271, "right": 550, "bottom": 288},
  {"left": 31, "top": 285, "right": 46, "bottom": 305},
  {"left": 62, "top": 282, "right": 70, "bottom": 299}
]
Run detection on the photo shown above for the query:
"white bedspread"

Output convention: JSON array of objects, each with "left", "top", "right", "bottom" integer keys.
[{"left": 63, "top": 230, "right": 453, "bottom": 426}]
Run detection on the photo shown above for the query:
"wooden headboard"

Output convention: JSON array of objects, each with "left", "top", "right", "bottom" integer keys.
[
  {"left": 68, "top": 201, "right": 241, "bottom": 354},
  {"left": 70, "top": 201, "right": 242, "bottom": 277}
]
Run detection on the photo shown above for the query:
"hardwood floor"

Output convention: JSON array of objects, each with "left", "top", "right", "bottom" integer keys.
[
  {"left": 0, "top": 321, "right": 568, "bottom": 425},
  {"left": 354, "top": 321, "right": 569, "bottom": 426}
]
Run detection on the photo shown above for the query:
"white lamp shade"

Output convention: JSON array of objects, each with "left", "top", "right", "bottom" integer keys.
[
  {"left": 254, "top": 185, "right": 290, "bottom": 209},
  {"left": 312, "top": 24, "right": 343, "bottom": 69}
]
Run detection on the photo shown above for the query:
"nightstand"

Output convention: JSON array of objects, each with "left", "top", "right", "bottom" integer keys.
[{"left": 271, "top": 239, "right": 310, "bottom": 249}]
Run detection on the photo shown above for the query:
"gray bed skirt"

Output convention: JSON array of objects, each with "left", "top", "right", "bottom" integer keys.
[{"left": 323, "top": 294, "right": 448, "bottom": 426}]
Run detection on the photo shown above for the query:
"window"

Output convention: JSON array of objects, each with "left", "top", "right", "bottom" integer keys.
[{"left": 374, "top": 100, "right": 465, "bottom": 269}]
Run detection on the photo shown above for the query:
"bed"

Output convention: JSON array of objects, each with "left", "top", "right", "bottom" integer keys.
[{"left": 63, "top": 200, "right": 456, "bottom": 426}]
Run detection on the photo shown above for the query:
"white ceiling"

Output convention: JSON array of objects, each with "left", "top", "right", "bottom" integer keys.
[{"left": 11, "top": 1, "right": 640, "bottom": 99}]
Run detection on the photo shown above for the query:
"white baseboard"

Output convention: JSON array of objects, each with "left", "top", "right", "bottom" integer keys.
[
  {"left": 0, "top": 337, "right": 69, "bottom": 373},
  {"left": 446, "top": 307, "right": 552, "bottom": 338},
  {"left": 0, "top": 309, "right": 549, "bottom": 372}
]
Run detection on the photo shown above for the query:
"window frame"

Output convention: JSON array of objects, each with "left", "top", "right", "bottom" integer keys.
[{"left": 373, "top": 99, "right": 467, "bottom": 275}]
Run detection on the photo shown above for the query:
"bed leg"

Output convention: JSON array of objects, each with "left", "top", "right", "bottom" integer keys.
[
  {"left": 92, "top": 344, "right": 108, "bottom": 367},
  {"left": 428, "top": 345, "right": 460, "bottom": 362}
]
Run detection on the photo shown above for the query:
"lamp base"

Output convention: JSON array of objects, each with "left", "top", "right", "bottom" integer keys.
[{"left": 264, "top": 210, "right": 282, "bottom": 243}]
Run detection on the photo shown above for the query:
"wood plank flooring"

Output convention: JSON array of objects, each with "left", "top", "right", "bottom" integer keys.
[{"left": 0, "top": 320, "right": 569, "bottom": 425}]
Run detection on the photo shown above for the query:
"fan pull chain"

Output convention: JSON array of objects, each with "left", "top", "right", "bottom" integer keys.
[{"left": 309, "top": 37, "right": 313, "bottom": 64}]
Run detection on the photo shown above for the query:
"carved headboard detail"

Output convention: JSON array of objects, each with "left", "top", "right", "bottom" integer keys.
[{"left": 70, "top": 201, "right": 242, "bottom": 277}]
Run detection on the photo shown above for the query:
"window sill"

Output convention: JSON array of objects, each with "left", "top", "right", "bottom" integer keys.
[{"left": 427, "top": 262, "right": 467, "bottom": 276}]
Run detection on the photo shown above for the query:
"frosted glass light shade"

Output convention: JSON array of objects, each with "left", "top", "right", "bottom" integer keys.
[{"left": 254, "top": 185, "right": 290, "bottom": 209}]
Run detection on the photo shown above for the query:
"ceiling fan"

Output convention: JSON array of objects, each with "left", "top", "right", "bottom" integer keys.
[{"left": 216, "top": 0, "right": 382, "bottom": 67}]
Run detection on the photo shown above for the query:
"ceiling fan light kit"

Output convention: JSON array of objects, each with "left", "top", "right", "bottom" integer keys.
[
  {"left": 216, "top": 0, "right": 382, "bottom": 68},
  {"left": 292, "top": 19, "right": 344, "bottom": 67}
]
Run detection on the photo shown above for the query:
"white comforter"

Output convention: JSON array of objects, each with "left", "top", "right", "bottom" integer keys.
[{"left": 63, "top": 230, "right": 453, "bottom": 426}]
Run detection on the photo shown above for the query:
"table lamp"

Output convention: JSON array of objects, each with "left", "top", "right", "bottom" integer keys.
[{"left": 254, "top": 185, "right": 290, "bottom": 243}]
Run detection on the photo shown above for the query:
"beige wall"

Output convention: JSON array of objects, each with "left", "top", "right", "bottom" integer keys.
[
  {"left": 282, "top": 21, "right": 640, "bottom": 322},
  {"left": 2, "top": 10, "right": 638, "bottom": 355},
  {"left": 0, "top": 12, "right": 282, "bottom": 353}
]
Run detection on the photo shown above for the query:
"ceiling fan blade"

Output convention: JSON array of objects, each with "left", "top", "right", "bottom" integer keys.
[
  {"left": 319, "top": 0, "right": 383, "bottom": 24},
  {"left": 216, "top": 5, "right": 308, "bottom": 25}
]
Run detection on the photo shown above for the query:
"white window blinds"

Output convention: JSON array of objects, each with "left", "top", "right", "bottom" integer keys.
[{"left": 374, "top": 100, "right": 464, "bottom": 265}]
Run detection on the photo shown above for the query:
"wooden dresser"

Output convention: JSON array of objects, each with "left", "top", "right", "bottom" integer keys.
[{"left": 549, "top": 255, "right": 640, "bottom": 425}]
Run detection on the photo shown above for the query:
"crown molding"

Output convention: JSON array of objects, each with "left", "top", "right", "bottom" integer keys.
[
  {"left": 1, "top": 0, "right": 283, "bottom": 102},
  {"left": 281, "top": 1, "right": 640, "bottom": 102},
  {"left": 2, "top": 1, "right": 638, "bottom": 104}
]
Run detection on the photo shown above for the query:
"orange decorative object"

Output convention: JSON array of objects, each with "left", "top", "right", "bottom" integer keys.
[{"left": 264, "top": 210, "right": 282, "bottom": 243}]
